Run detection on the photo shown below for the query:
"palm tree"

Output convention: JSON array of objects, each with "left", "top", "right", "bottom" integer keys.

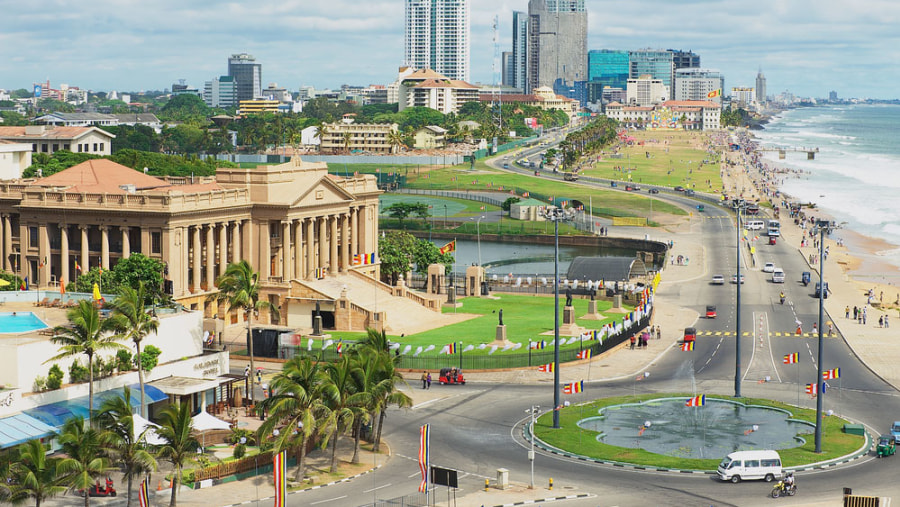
[
  {"left": 210, "top": 260, "right": 278, "bottom": 405},
  {"left": 108, "top": 283, "right": 159, "bottom": 418},
  {"left": 314, "top": 124, "right": 329, "bottom": 152},
  {"left": 369, "top": 352, "right": 412, "bottom": 453},
  {"left": 8, "top": 440, "right": 67, "bottom": 506},
  {"left": 156, "top": 402, "right": 200, "bottom": 507},
  {"left": 387, "top": 130, "right": 404, "bottom": 154},
  {"left": 319, "top": 355, "right": 359, "bottom": 473},
  {"left": 57, "top": 416, "right": 112, "bottom": 507},
  {"left": 257, "top": 356, "right": 325, "bottom": 482},
  {"left": 342, "top": 131, "right": 352, "bottom": 154},
  {"left": 97, "top": 387, "right": 158, "bottom": 507},
  {"left": 47, "top": 300, "right": 126, "bottom": 424}
]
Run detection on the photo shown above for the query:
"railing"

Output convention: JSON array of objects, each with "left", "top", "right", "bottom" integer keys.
[
  {"left": 358, "top": 491, "right": 428, "bottom": 507},
  {"left": 193, "top": 450, "right": 275, "bottom": 482}
]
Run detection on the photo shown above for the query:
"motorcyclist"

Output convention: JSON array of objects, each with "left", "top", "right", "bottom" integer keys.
[
  {"left": 779, "top": 291, "right": 785, "bottom": 304},
  {"left": 783, "top": 471, "right": 795, "bottom": 492}
]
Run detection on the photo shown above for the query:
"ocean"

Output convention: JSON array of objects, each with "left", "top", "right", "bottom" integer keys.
[{"left": 754, "top": 104, "right": 900, "bottom": 271}]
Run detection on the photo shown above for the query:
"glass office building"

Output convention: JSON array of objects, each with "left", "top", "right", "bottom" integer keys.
[
  {"left": 587, "top": 50, "right": 629, "bottom": 90},
  {"left": 628, "top": 50, "right": 674, "bottom": 99}
]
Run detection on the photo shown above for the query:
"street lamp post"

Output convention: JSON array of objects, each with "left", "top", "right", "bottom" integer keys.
[
  {"left": 475, "top": 215, "right": 485, "bottom": 266},
  {"left": 539, "top": 206, "right": 574, "bottom": 429},
  {"left": 814, "top": 219, "right": 840, "bottom": 453},
  {"left": 734, "top": 200, "right": 745, "bottom": 398},
  {"left": 526, "top": 405, "right": 539, "bottom": 489}
]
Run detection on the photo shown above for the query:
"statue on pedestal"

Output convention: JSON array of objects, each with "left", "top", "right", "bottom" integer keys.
[
  {"left": 498, "top": 309, "right": 503, "bottom": 326},
  {"left": 565, "top": 288, "right": 573, "bottom": 307},
  {"left": 590, "top": 288, "right": 597, "bottom": 301}
]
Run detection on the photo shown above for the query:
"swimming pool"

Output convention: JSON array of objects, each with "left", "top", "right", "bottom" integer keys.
[{"left": 0, "top": 312, "right": 50, "bottom": 334}]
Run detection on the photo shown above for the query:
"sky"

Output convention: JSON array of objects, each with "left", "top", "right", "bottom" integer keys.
[{"left": 3, "top": 0, "right": 899, "bottom": 99}]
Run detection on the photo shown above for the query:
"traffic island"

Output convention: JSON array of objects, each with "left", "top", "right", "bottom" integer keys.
[{"left": 529, "top": 394, "right": 871, "bottom": 473}]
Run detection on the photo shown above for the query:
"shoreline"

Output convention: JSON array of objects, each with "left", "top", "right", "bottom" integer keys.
[{"left": 733, "top": 129, "right": 900, "bottom": 312}]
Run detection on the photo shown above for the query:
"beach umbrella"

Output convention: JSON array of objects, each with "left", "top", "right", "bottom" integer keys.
[{"left": 132, "top": 414, "right": 166, "bottom": 446}]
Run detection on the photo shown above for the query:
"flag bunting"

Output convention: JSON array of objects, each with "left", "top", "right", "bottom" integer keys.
[
  {"left": 577, "top": 349, "right": 592, "bottom": 360},
  {"left": 563, "top": 380, "right": 583, "bottom": 394},
  {"left": 685, "top": 395, "right": 706, "bottom": 407},
  {"left": 823, "top": 367, "right": 840, "bottom": 380},
  {"left": 538, "top": 363, "right": 554, "bottom": 373},
  {"left": 783, "top": 353, "right": 799, "bottom": 364},
  {"left": 681, "top": 342, "right": 694, "bottom": 351},
  {"left": 418, "top": 424, "right": 430, "bottom": 493},
  {"left": 273, "top": 450, "right": 286, "bottom": 507}
]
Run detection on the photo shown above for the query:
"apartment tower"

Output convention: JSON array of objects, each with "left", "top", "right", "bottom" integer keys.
[
  {"left": 404, "top": 0, "right": 470, "bottom": 82},
  {"left": 227, "top": 53, "right": 262, "bottom": 102},
  {"left": 526, "top": 0, "right": 587, "bottom": 93}
]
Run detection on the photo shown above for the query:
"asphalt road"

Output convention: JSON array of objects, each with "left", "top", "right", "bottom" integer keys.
[{"left": 291, "top": 157, "right": 900, "bottom": 506}]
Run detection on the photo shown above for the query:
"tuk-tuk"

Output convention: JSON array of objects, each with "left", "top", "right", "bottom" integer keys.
[
  {"left": 438, "top": 367, "right": 465, "bottom": 385},
  {"left": 706, "top": 305, "right": 717, "bottom": 318},
  {"left": 683, "top": 327, "right": 696, "bottom": 343},
  {"left": 802, "top": 272, "right": 811, "bottom": 286},
  {"left": 768, "top": 236, "right": 777, "bottom": 245},
  {"left": 877, "top": 435, "right": 896, "bottom": 457},
  {"left": 697, "top": 204, "right": 705, "bottom": 212}
]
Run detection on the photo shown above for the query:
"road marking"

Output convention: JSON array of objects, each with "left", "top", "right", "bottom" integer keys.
[
  {"left": 311, "top": 496, "right": 347, "bottom": 505},
  {"left": 363, "top": 484, "right": 392, "bottom": 493}
]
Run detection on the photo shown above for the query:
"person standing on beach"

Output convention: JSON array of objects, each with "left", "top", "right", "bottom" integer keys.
[{"left": 853, "top": 306, "right": 858, "bottom": 320}]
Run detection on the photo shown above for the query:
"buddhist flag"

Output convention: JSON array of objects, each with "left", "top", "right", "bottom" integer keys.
[
  {"left": 707, "top": 89, "right": 722, "bottom": 98},
  {"left": 418, "top": 424, "right": 430, "bottom": 493},
  {"left": 74, "top": 260, "right": 82, "bottom": 273},
  {"left": 783, "top": 353, "right": 799, "bottom": 364},
  {"left": 538, "top": 363, "right": 554, "bottom": 373},
  {"left": 805, "top": 383, "right": 818, "bottom": 396},
  {"left": 439, "top": 240, "right": 456, "bottom": 254},
  {"left": 563, "top": 381, "right": 583, "bottom": 394},
  {"left": 315, "top": 267, "right": 327, "bottom": 279},
  {"left": 273, "top": 450, "right": 286, "bottom": 507},
  {"left": 365, "top": 253, "right": 376, "bottom": 264},
  {"left": 352, "top": 254, "right": 363, "bottom": 266},
  {"left": 823, "top": 367, "right": 840, "bottom": 380},
  {"left": 685, "top": 395, "right": 706, "bottom": 407},
  {"left": 530, "top": 340, "right": 546, "bottom": 350},
  {"left": 336, "top": 341, "right": 343, "bottom": 356},
  {"left": 681, "top": 342, "right": 694, "bottom": 351},
  {"left": 138, "top": 478, "right": 150, "bottom": 507},
  {"left": 444, "top": 343, "right": 457, "bottom": 354},
  {"left": 577, "top": 349, "right": 592, "bottom": 360}
]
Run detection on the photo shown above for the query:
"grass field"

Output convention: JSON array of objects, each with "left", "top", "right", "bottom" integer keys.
[
  {"left": 533, "top": 394, "right": 864, "bottom": 470},
  {"left": 379, "top": 194, "right": 499, "bottom": 218},
  {"left": 580, "top": 130, "right": 725, "bottom": 193}
]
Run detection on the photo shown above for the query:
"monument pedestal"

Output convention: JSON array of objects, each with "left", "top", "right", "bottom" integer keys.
[
  {"left": 492, "top": 324, "right": 510, "bottom": 347},
  {"left": 559, "top": 305, "right": 579, "bottom": 335},
  {"left": 443, "top": 286, "right": 462, "bottom": 308},
  {"left": 582, "top": 300, "right": 605, "bottom": 320},
  {"left": 311, "top": 315, "right": 324, "bottom": 337}
]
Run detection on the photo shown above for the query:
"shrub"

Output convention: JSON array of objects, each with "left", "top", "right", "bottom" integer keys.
[
  {"left": 115, "top": 349, "right": 133, "bottom": 372},
  {"left": 101, "top": 357, "right": 116, "bottom": 377},
  {"left": 33, "top": 376, "right": 46, "bottom": 392},
  {"left": 138, "top": 345, "right": 162, "bottom": 372},
  {"left": 233, "top": 443, "right": 246, "bottom": 459},
  {"left": 69, "top": 361, "right": 88, "bottom": 383},
  {"left": 228, "top": 428, "right": 256, "bottom": 446},
  {"left": 46, "top": 364, "right": 64, "bottom": 390}
]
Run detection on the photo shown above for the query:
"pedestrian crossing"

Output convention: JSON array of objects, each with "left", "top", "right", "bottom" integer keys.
[{"left": 695, "top": 330, "right": 839, "bottom": 338}]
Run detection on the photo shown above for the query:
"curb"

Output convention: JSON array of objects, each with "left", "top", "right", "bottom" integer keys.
[
  {"left": 523, "top": 405, "right": 874, "bottom": 476},
  {"left": 490, "top": 493, "right": 592, "bottom": 507}
]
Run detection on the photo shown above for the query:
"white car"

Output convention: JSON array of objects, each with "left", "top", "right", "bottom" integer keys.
[
  {"left": 731, "top": 274, "right": 746, "bottom": 284},
  {"left": 711, "top": 274, "right": 725, "bottom": 285},
  {"left": 772, "top": 269, "right": 785, "bottom": 283},
  {"left": 763, "top": 262, "right": 776, "bottom": 273}
]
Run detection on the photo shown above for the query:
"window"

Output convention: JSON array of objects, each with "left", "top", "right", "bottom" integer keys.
[
  {"left": 77, "top": 144, "right": 83, "bottom": 153},
  {"left": 99, "top": 143, "right": 104, "bottom": 151},
  {"left": 745, "top": 460, "right": 759, "bottom": 468},
  {"left": 52, "top": 144, "right": 59, "bottom": 152},
  {"left": 29, "top": 227, "right": 38, "bottom": 248},
  {"left": 151, "top": 232, "right": 162, "bottom": 254},
  {"left": 63, "top": 144, "right": 70, "bottom": 150},
  {"left": 32, "top": 144, "right": 37, "bottom": 152},
  {"left": 41, "top": 144, "right": 48, "bottom": 153},
  {"left": 761, "top": 459, "right": 780, "bottom": 467},
  {"left": 93, "top": 143, "right": 98, "bottom": 152}
]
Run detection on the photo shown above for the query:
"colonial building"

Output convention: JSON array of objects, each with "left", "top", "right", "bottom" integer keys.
[
  {"left": 319, "top": 119, "right": 398, "bottom": 154},
  {"left": 477, "top": 86, "right": 579, "bottom": 121},
  {"left": 0, "top": 140, "right": 32, "bottom": 180},
  {"left": 0, "top": 125, "right": 114, "bottom": 157},
  {"left": 0, "top": 157, "right": 381, "bottom": 323},
  {"left": 413, "top": 125, "right": 447, "bottom": 149},
  {"left": 605, "top": 100, "right": 721, "bottom": 131},
  {"left": 397, "top": 68, "right": 479, "bottom": 115}
]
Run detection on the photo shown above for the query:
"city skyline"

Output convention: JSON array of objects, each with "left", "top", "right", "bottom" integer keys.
[{"left": 2, "top": 0, "right": 897, "bottom": 99}]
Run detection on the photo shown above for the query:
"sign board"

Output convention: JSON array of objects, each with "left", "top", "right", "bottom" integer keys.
[
  {"left": 33, "top": 85, "right": 41, "bottom": 98},
  {"left": 431, "top": 466, "right": 458, "bottom": 488}
]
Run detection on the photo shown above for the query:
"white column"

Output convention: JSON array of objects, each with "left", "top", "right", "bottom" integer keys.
[
  {"left": 305, "top": 218, "right": 314, "bottom": 279},
  {"left": 2, "top": 215, "right": 10, "bottom": 272},
  {"left": 192, "top": 226, "right": 201, "bottom": 292},
  {"left": 80, "top": 225, "right": 89, "bottom": 273},
  {"left": 232, "top": 220, "right": 241, "bottom": 262},
  {"left": 121, "top": 226, "right": 130, "bottom": 259},
  {"left": 100, "top": 226, "right": 110, "bottom": 270},
  {"left": 60, "top": 225, "right": 69, "bottom": 285},
  {"left": 351, "top": 206, "right": 360, "bottom": 256},
  {"left": 282, "top": 221, "right": 292, "bottom": 281},
  {"left": 294, "top": 220, "right": 303, "bottom": 280},
  {"left": 219, "top": 222, "right": 229, "bottom": 276},
  {"left": 340, "top": 213, "right": 350, "bottom": 271},
  {"left": 318, "top": 217, "right": 327, "bottom": 271},
  {"left": 329, "top": 215, "right": 338, "bottom": 274},
  {"left": 205, "top": 224, "right": 215, "bottom": 290}
]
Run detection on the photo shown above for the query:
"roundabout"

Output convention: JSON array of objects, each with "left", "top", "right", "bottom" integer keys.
[{"left": 528, "top": 394, "right": 872, "bottom": 473}]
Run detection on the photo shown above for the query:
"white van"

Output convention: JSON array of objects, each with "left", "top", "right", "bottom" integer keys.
[
  {"left": 772, "top": 268, "right": 785, "bottom": 283},
  {"left": 745, "top": 220, "right": 765, "bottom": 231},
  {"left": 767, "top": 227, "right": 781, "bottom": 237},
  {"left": 768, "top": 219, "right": 781, "bottom": 230},
  {"left": 717, "top": 450, "right": 783, "bottom": 483}
]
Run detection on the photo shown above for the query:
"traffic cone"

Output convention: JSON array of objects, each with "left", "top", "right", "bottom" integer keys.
[{"left": 157, "top": 480, "right": 162, "bottom": 491}]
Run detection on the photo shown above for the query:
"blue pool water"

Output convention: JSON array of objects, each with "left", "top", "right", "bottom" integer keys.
[{"left": 0, "top": 312, "right": 50, "bottom": 334}]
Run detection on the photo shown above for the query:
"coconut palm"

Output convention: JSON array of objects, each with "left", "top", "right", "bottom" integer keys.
[
  {"left": 57, "top": 416, "right": 112, "bottom": 507},
  {"left": 108, "top": 283, "right": 159, "bottom": 418},
  {"left": 314, "top": 124, "right": 329, "bottom": 152},
  {"left": 155, "top": 402, "right": 200, "bottom": 507},
  {"left": 47, "top": 300, "right": 126, "bottom": 425},
  {"left": 342, "top": 131, "right": 352, "bottom": 154},
  {"left": 210, "top": 260, "right": 278, "bottom": 404},
  {"left": 319, "top": 355, "right": 359, "bottom": 472},
  {"left": 257, "top": 356, "right": 325, "bottom": 482},
  {"left": 97, "top": 387, "right": 158, "bottom": 507},
  {"left": 8, "top": 439, "right": 67, "bottom": 506},
  {"left": 369, "top": 352, "right": 412, "bottom": 453},
  {"left": 387, "top": 130, "right": 404, "bottom": 154}
]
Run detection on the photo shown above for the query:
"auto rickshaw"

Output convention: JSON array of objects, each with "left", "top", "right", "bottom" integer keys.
[
  {"left": 877, "top": 434, "right": 896, "bottom": 457},
  {"left": 706, "top": 305, "right": 717, "bottom": 318},
  {"left": 439, "top": 367, "right": 465, "bottom": 385},
  {"left": 802, "top": 272, "right": 811, "bottom": 286},
  {"left": 697, "top": 204, "right": 705, "bottom": 212},
  {"left": 683, "top": 327, "right": 696, "bottom": 343},
  {"left": 768, "top": 236, "right": 777, "bottom": 245}
]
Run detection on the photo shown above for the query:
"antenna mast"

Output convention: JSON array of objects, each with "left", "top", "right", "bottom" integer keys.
[{"left": 491, "top": 15, "right": 502, "bottom": 154}]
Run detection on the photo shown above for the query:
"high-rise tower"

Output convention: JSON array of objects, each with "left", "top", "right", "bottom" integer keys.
[
  {"left": 526, "top": 0, "right": 587, "bottom": 94},
  {"left": 510, "top": 11, "right": 529, "bottom": 90},
  {"left": 756, "top": 68, "right": 767, "bottom": 104},
  {"left": 404, "top": 0, "right": 470, "bottom": 82},
  {"left": 228, "top": 53, "right": 262, "bottom": 102}
]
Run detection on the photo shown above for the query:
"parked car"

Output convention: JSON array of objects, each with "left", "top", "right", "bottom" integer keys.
[
  {"left": 731, "top": 274, "right": 746, "bottom": 284},
  {"left": 763, "top": 262, "right": 776, "bottom": 273},
  {"left": 610, "top": 181, "right": 618, "bottom": 187},
  {"left": 711, "top": 274, "right": 725, "bottom": 285},
  {"left": 706, "top": 305, "right": 717, "bottom": 318},
  {"left": 685, "top": 189, "right": 695, "bottom": 196}
]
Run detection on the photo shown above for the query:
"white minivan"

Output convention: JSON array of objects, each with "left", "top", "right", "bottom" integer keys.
[
  {"left": 745, "top": 220, "right": 765, "bottom": 231},
  {"left": 717, "top": 450, "right": 783, "bottom": 483}
]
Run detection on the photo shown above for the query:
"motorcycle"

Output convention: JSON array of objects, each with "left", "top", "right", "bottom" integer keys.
[
  {"left": 780, "top": 296, "right": 785, "bottom": 305},
  {"left": 771, "top": 480, "right": 796, "bottom": 498}
]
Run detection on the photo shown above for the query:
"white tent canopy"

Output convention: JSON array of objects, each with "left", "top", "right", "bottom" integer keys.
[
  {"left": 191, "top": 410, "right": 232, "bottom": 432},
  {"left": 132, "top": 413, "right": 166, "bottom": 445}
]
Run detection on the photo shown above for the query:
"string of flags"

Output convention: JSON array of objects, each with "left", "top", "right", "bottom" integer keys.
[
  {"left": 538, "top": 363, "right": 554, "bottom": 373},
  {"left": 685, "top": 395, "right": 706, "bottom": 407},
  {"left": 823, "top": 367, "right": 840, "bottom": 380},
  {"left": 352, "top": 253, "right": 376, "bottom": 266},
  {"left": 783, "top": 353, "right": 799, "bottom": 364},
  {"left": 441, "top": 343, "right": 457, "bottom": 355},
  {"left": 576, "top": 349, "right": 592, "bottom": 360}
]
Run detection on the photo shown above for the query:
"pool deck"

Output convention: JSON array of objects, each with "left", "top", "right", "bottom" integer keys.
[{"left": 0, "top": 301, "right": 71, "bottom": 341}]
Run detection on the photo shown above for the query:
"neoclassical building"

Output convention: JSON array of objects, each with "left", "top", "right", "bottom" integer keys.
[{"left": 0, "top": 157, "right": 380, "bottom": 322}]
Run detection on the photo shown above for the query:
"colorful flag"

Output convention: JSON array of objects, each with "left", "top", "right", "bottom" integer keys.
[
  {"left": 685, "top": 395, "right": 706, "bottom": 407},
  {"left": 74, "top": 259, "right": 82, "bottom": 273},
  {"left": 577, "top": 349, "right": 592, "bottom": 360},
  {"left": 273, "top": 450, "right": 286, "bottom": 507},
  {"left": 805, "top": 383, "right": 817, "bottom": 396},
  {"left": 38, "top": 257, "right": 46, "bottom": 268},
  {"left": 530, "top": 340, "right": 546, "bottom": 350},
  {"left": 138, "top": 478, "right": 150, "bottom": 507},
  {"left": 823, "top": 367, "right": 840, "bottom": 380},
  {"left": 538, "top": 363, "right": 554, "bottom": 373},
  {"left": 707, "top": 89, "right": 722, "bottom": 98},
  {"left": 681, "top": 342, "right": 694, "bottom": 351},
  {"left": 418, "top": 424, "right": 430, "bottom": 493},
  {"left": 445, "top": 343, "right": 457, "bottom": 354},
  {"left": 315, "top": 267, "right": 327, "bottom": 279},
  {"left": 20, "top": 277, "right": 27, "bottom": 291},
  {"left": 365, "top": 253, "right": 376, "bottom": 264},
  {"left": 336, "top": 341, "right": 343, "bottom": 356},
  {"left": 563, "top": 380, "right": 583, "bottom": 394},
  {"left": 352, "top": 254, "right": 362, "bottom": 266},
  {"left": 784, "top": 353, "right": 799, "bottom": 364},
  {"left": 439, "top": 241, "right": 456, "bottom": 255}
]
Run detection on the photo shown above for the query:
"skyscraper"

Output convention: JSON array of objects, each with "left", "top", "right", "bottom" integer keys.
[
  {"left": 756, "top": 69, "right": 767, "bottom": 104},
  {"left": 510, "top": 10, "right": 529, "bottom": 90},
  {"left": 674, "top": 68, "right": 724, "bottom": 104},
  {"left": 228, "top": 53, "right": 262, "bottom": 102},
  {"left": 670, "top": 50, "right": 700, "bottom": 70},
  {"left": 628, "top": 49, "right": 674, "bottom": 99},
  {"left": 526, "top": 0, "right": 588, "bottom": 93},
  {"left": 404, "top": 0, "right": 470, "bottom": 82},
  {"left": 588, "top": 50, "right": 630, "bottom": 90}
]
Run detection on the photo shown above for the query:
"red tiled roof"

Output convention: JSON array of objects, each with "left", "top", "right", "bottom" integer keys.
[
  {"left": 0, "top": 126, "right": 114, "bottom": 140},
  {"left": 34, "top": 159, "right": 169, "bottom": 193}
]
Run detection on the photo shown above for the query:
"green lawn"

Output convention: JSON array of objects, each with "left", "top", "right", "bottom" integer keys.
[
  {"left": 581, "top": 130, "right": 724, "bottom": 193},
  {"left": 534, "top": 394, "right": 864, "bottom": 470},
  {"left": 379, "top": 194, "right": 499, "bottom": 218}
]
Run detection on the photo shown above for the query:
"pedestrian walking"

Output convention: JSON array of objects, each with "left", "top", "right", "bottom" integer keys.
[
  {"left": 426, "top": 373, "right": 432, "bottom": 389},
  {"left": 886, "top": 315, "right": 890, "bottom": 328},
  {"left": 864, "top": 306, "right": 868, "bottom": 325},
  {"left": 244, "top": 365, "right": 251, "bottom": 378},
  {"left": 879, "top": 316, "right": 884, "bottom": 328},
  {"left": 656, "top": 326, "right": 661, "bottom": 340},
  {"left": 812, "top": 323, "right": 818, "bottom": 335},
  {"left": 845, "top": 306, "right": 850, "bottom": 319},
  {"left": 256, "top": 368, "right": 262, "bottom": 385},
  {"left": 421, "top": 371, "right": 428, "bottom": 390},
  {"left": 828, "top": 323, "right": 833, "bottom": 335},
  {"left": 630, "top": 335, "right": 636, "bottom": 349}
]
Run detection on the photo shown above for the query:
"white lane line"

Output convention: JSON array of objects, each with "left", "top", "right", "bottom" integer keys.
[
  {"left": 363, "top": 484, "right": 392, "bottom": 493},
  {"left": 741, "top": 312, "right": 759, "bottom": 382},
  {"left": 311, "top": 496, "right": 347, "bottom": 505},
  {"left": 764, "top": 313, "right": 783, "bottom": 383}
]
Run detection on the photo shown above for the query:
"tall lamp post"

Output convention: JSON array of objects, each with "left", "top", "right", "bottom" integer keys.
[
  {"left": 734, "top": 200, "right": 745, "bottom": 398},
  {"left": 814, "top": 219, "right": 841, "bottom": 453},
  {"left": 526, "top": 405, "right": 540, "bottom": 489},
  {"left": 540, "top": 205, "right": 574, "bottom": 428},
  {"left": 470, "top": 215, "right": 485, "bottom": 266}
]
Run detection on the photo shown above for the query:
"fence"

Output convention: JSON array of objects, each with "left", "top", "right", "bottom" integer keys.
[
  {"left": 192, "top": 450, "right": 276, "bottom": 482},
  {"left": 472, "top": 136, "right": 540, "bottom": 159},
  {"left": 216, "top": 154, "right": 466, "bottom": 166},
  {"left": 397, "top": 189, "right": 508, "bottom": 207},
  {"left": 281, "top": 313, "right": 651, "bottom": 371},
  {"left": 358, "top": 491, "right": 428, "bottom": 507}
]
